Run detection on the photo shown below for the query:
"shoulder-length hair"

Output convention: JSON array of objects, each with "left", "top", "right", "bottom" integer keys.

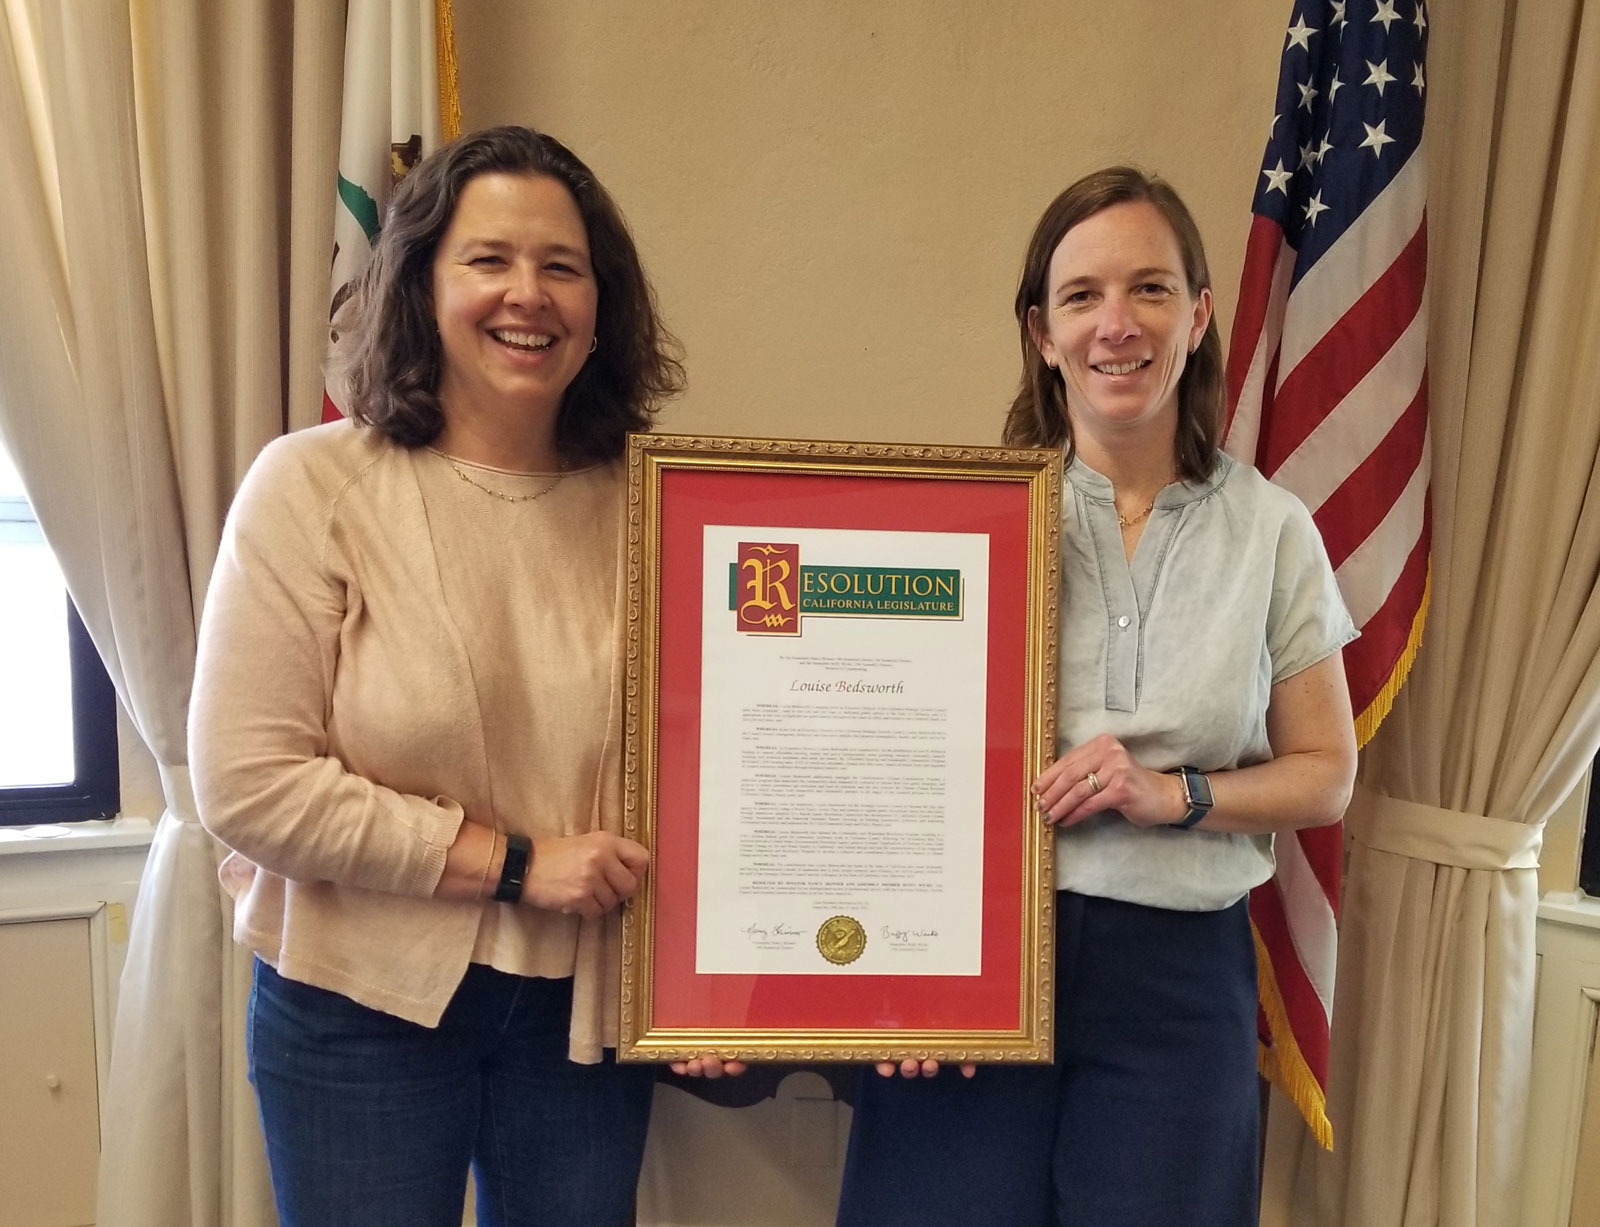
[
  {"left": 339, "top": 125, "right": 684, "bottom": 461},
  {"left": 1003, "top": 166, "right": 1224, "bottom": 482}
]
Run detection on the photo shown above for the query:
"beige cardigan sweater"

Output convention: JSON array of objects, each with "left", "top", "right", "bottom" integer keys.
[{"left": 190, "top": 421, "right": 627, "bottom": 1061}]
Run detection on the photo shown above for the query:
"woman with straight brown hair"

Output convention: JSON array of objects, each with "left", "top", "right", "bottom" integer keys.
[{"left": 836, "top": 166, "right": 1359, "bottom": 1227}]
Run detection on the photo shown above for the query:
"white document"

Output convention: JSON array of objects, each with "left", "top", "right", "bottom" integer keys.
[{"left": 695, "top": 525, "right": 989, "bottom": 975}]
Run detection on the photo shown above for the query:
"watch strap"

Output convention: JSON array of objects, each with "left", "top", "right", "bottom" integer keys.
[
  {"left": 1174, "top": 804, "right": 1208, "bottom": 830},
  {"left": 493, "top": 833, "right": 532, "bottom": 902}
]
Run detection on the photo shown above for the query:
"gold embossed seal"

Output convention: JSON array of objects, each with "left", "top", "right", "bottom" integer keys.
[{"left": 816, "top": 915, "right": 867, "bottom": 965}]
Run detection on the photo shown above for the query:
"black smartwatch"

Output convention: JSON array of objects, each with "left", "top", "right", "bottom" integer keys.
[
  {"left": 493, "top": 833, "right": 533, "bottom": 902},
  {"left": 1168, "top": 767, "right": 1214, "bottom": 829}
]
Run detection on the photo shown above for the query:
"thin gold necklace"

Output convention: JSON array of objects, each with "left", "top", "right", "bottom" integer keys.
[
  {"left": 442, "top": 455, "right": 566, "bottom": 504},
  {"left": 1117, "top": 498, "right": 1158, "bottom": 529},
  {"left": 1116, "top": 475, "right": 1177, "bottom": 529}
]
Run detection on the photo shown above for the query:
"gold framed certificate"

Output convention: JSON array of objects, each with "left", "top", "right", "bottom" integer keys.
[{"left": 619, "top": 434, "right": 1060, "bottom": 1064}]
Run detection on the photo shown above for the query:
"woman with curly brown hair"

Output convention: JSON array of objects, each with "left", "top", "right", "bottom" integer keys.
[{"left": 191, "top": 126, "right": 682, "bottom": 1226}]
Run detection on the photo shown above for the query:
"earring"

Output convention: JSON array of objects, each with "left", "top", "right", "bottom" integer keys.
[{"left": 589, "top": 336, "right": 598, "bottom": 354}]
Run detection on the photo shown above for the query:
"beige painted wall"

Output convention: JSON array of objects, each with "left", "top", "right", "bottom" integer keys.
[{"left": 455, "top": 0, "right": 1288, "bottom": 446}]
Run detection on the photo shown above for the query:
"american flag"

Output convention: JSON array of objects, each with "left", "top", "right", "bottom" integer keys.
[{"left": 1226, "top": 0, "right": 1430, "bottom": 1147}]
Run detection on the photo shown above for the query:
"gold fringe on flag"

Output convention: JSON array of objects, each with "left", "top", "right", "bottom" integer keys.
[
  {"left": 1253, "top": 922, "right": 1335, "bottom": 1151},
  {"left": 1354, "top": 563, "right": 1431, "bottom": 750},
  {"left": 1254, "top": 563, "right": 1431, "bottom": 1150},
  {"left": 436, "top": 0, "right": 462, "bottom": 142}
]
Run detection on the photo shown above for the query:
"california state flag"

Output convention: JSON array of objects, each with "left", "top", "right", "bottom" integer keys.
[{"left": 323, "top": 0, "right": 460, "bottom": 421}]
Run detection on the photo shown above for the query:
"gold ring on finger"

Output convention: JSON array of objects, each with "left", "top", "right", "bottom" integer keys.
[{"left": 1086, "top": 771, "right": 1101, "bottom": 794}]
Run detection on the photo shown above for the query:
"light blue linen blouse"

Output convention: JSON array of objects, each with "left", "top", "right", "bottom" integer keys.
[{"left": 1054, "top": 451, "right": 1357, "bottom": 911}]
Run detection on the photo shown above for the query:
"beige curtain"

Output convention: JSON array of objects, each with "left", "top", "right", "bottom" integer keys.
[
  {"left": 1263, "top": 0, "right": 1600, "bottom": 1223},
  {"left": 0, "top": 1, "right": 341, "bottom": 1223}
]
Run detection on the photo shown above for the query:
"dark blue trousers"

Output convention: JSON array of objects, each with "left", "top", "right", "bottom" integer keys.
[
  {"left": 837, "top": 891, "right": 1260, "bottom": 1227},
  {"left": 248, "top": 960, "right": 655, "bottom": 1227}
]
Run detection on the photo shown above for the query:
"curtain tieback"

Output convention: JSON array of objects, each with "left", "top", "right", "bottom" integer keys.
[
  {"left": 1345, "top": 783, "right": 1542, "bottom": 871},
  {"left": 158, "top": 762, "right": 199, "bottom": 824}
]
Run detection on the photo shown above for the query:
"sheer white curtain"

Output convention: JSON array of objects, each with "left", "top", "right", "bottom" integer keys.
[
  {"left": 1262, "top": 0, "right": 1600, "bottom": 1222},
  {"left": 0, "top": 2, "right": 341, "bottom": 1222}
]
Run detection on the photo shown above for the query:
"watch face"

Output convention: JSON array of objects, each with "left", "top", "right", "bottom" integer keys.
[{"left": 1188, "top": 769, "right": 1214, "bottom": 809}]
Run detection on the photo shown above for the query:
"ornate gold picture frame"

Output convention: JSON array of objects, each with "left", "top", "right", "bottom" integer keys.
[{"left": 619, "top": 433, "right": 1060, "bottom": 1064}]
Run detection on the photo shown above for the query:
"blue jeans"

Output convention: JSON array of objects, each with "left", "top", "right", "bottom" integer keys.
[
  {"left": 836, "top": 892, "right": 1261, "bottom": 1227},
  {"left": 248, "top": 959, "right": 654, "bottom": 1227}
]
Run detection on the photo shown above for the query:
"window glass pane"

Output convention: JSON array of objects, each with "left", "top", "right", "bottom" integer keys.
[
  {"left": 0, "top": 441, "right": 24, "bottom": 498},
  {"left": 0, "top": 439, "right": 75, "bottom": 788},
  {"left": 0, "top": 539, "right": 75, "bottom": 787}
]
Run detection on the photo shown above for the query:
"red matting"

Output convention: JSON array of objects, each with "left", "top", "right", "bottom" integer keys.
[{"left": 651, "top": 466, "right": 1032, "bottom": 1033}]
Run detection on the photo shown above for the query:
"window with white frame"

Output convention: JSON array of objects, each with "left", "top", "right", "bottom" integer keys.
[{"left": 0, "top": 438, "right": 118, "bottom": 824}]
